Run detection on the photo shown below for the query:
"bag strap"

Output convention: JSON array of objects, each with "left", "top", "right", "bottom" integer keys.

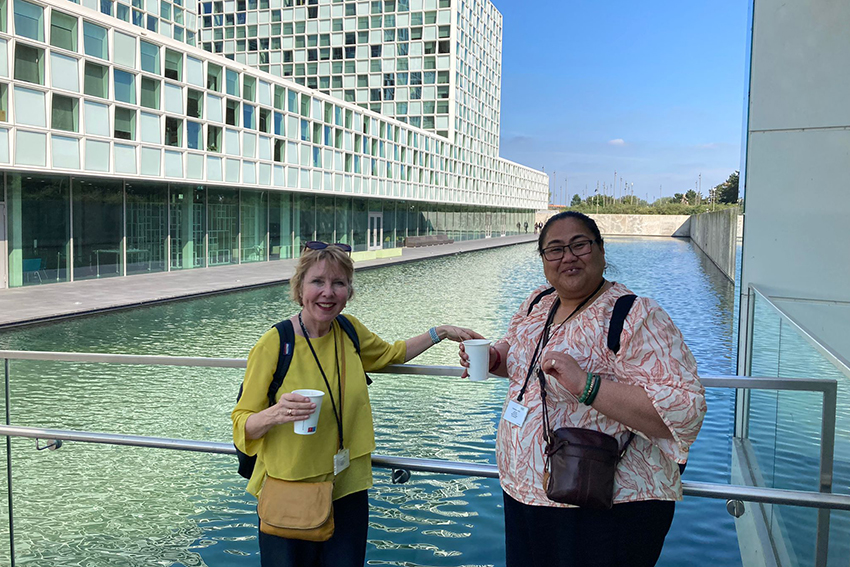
[
  {"left": 268, "top": 319, "right": 296, "bottom": 407},
  {"left": 607, "top": 294, "right": 637, "bottom": 354},
  {"left": 336, "top": 314, "right": 372, "bottom": 386},
  {"left": 526, "top": 287, "right": 556, "bottom": 316}
]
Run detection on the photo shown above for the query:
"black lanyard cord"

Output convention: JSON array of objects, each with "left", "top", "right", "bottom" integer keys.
[
  {"left": 298, "top": 313, "right": 344, "bottom": 450},
  {"left": 517, "top": 279, "right": 606, "bottom": 402}
]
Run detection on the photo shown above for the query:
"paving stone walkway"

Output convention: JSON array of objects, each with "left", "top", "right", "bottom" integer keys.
[{"left": 0, "top": 234, "right": 537, "bottom": 328}]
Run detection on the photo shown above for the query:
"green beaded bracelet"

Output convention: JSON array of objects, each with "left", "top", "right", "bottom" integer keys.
[
  {"left": 577, "top": 371, "right": 594, "bottom": 403},
  {"left": 584, "top": 373, "right": 602, "bottom": 406}
]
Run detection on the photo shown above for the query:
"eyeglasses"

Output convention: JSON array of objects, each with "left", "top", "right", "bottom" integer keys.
[
  {"left": 302, "top": 241, "right": 352, "bottom": 254},
  {"left": 541, "top": 239, "right": 594, "bottom": 261}
]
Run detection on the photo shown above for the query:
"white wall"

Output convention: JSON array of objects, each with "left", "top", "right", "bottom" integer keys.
[{"left": 739, "top": 0, "right": 850, "bottom": 367}]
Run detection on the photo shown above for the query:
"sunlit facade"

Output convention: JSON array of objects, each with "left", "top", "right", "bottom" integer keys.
[{"left": 0, "top": 0, "right": 548, "bottom": 288}]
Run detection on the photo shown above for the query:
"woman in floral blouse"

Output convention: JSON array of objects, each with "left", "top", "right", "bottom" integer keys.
[{"left": 461, "top": 211, "right": 706, "bottom": 567}]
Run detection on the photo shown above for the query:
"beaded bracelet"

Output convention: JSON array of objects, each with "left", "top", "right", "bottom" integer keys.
[
  {"left": 428, "top": 327, "right": 441, "bottom": 345},
  {"left": 584, "top": 373, "right": 602, "bottom": 406},
  {"left": 489, "top": 349, "right": 502, "bottom": 372},
  {"left": 577, "top": 372, "right": 594, "bottom": 404}
]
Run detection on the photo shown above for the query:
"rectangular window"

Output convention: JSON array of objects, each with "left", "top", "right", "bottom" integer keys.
[
  {"left": 50, "top": 11, "right": 77, "bottom": 51},
  {"left": 164, "top": 49, "right": 182, "bottom": 80},
  {"left": 83, "top": 61, "right": 108, "bottom": 97},
  {"left": 243, "top": 103, "right": 254, "bottom": 129},
  {"left": 140, "top": 76, "right": 160, "bottom": 109},
  {"left": 140, "top": 40, "right": 160, "bottom": 73},
  {"left": 207, "top": 62, "right": 222, "bottom": 91},
  {"left": 14, "top": 0, "right": 43, "bottom": 41},
  {"left": 114, "top": 106, "right": 136, "bottom": 140},
  {"left": 187, "top": 120, "right": 202, "bottom": 150},
  {"left": 0, "top": 84, "right": 7, "bottom": 121},
  {"left": 243, "top": 75, "right": 255, "bottom": 101},
  {"left": 114, "top": 69, "right": 136, "bottom": 104},
  {"left": 207, "top": 124, "right": 221, "bottom": 152},
  {"left": 14, "top": 43, "right": 44, "bottom": 85},
  {"left": 83, "top": 21, "right": 108, "bottom": 59},
  {"left": 187, "top": 88, "right": 203, "bottom": 118},
  {"left": 225, "top": 99, "right": 239, "bottom": 126},
  {"left": 51, "top": 94, "right": 78, "bottom": 132},
  {"left": 165, "top": 117, "right": 182, "bottom": 146},
  {"left": 225, "top": 68, "right": 239, "bottom": 96},
  {"left": 259, "top": 108, "right": 270, "bottom": 133}
]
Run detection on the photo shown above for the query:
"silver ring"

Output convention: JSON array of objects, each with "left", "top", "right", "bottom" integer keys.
[{"left": 287, "top": 408, "right": 293, "bottom": 416}]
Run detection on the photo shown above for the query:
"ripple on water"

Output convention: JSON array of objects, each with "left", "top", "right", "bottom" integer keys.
[{"left": 0, "top": 239, "right": 743, "bottom": 567}]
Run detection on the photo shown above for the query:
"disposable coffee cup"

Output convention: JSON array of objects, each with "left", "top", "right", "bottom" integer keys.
[
  {"left": 292, "top": 389, "right": 324, "bottom": 435},
  {"left": 463, "top": 339, "right": 492, "bottom": 382}
]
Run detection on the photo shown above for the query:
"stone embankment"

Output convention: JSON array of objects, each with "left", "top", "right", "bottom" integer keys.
[{"left": 534, "top": 210, "right": 742, "bottom": 281}]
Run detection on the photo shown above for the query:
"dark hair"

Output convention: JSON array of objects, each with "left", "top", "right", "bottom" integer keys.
[{"left": 537, "top": 211, "right": 604, "bottom": 255}]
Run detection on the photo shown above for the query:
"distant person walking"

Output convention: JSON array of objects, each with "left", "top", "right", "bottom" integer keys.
[
  {"left": 233, "top": 242, "right": 481, "bottom": 567},
  {"left": 516, "top": 222, "right": 521, "bottom": 233},
  {"left": 458, "top": 211, "right": 706, "bottom": 567},
  {"left": 523, "top": 221, "right": 529, "bottom": 233}
]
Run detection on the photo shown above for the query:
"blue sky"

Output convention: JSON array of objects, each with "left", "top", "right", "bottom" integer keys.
[{"left": 494, "top": 0, "right": 750, "bottom": 204}]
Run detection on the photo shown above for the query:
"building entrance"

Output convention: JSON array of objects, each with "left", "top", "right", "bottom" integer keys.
[{"left": 368, "top": 212, "right": 383, "bottom": 251}]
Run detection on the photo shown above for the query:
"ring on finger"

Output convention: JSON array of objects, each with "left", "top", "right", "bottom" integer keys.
[{"left": 287, "top": 408, "right": 293, "bottom": 416}]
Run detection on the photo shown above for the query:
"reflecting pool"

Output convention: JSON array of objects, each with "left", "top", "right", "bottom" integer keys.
[{"left": 0, "top": 238, "right": 741, "bottom": 567}]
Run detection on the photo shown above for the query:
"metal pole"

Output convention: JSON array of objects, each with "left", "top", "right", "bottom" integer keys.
[
  {"left": 4, "top": 359, "right": 14, "bottom": 566},
  {"left": 815, "top": 382, "right": 837, "bottom": 567}
]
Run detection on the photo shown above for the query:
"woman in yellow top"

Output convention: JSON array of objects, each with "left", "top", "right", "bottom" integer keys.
[{"left": 232, "top": 242, "right": 481, "bottom": 567}]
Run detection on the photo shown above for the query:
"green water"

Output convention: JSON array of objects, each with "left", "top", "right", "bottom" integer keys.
[{"left": 0, "top": 240, "right": 743, "bottom": 567}]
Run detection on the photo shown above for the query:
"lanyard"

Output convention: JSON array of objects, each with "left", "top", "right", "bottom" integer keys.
[
  {"left": 298, "top": 313, "right": 344, "bottom": 450},
  {"left": 516, "top": 279, "right": 606, "bottom": 402}
]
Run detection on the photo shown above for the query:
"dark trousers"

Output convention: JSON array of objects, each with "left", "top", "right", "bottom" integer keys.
[
  {"left": 259, "top": 490, "right": 369, "bottom": 567},
  {"left": 503, "top": 491, "right": 675, "bottom": 567}
]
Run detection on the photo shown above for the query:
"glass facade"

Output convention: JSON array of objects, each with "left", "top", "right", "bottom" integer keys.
[{"left": 3, "top": 173, "right": 533, "bottom": 287}]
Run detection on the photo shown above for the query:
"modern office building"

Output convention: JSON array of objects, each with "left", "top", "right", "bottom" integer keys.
[{"left": 0, "top": 0, "right": 548, "bottom": 288}]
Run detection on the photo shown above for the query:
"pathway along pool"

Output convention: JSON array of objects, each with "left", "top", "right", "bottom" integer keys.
[{"left": 0, "top": 238, "right": 741, "bottom": 567}]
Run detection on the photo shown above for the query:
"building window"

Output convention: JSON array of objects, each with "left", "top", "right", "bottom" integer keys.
[
  {"left": 114, "top": 106, "right": 136, "bottom": 140},
  {"left": 140, "top": 40, "right": 160, "bottom": 73},
  {"left": 225, "top": 99, "right": 239, "bottom": 126},
  {"left": 114, "top": 69, "right": 136, "bottom": 104},
  {"left": 14, "top": 0, "right": 43, "bottom": 42},
  {"left": 140, "top": 77, "right": 160, "bottom": 109},
  {"left": 187, "top": 88, "right": 203, "bottom": 118},
  {"left": 243, "top": 103, "right": 254, "bottom": 129},
  {"left": 207, "top": 124, "right": 221, "bottom": 152},
  {"left": 164, "top": 49, "right": 182, "bottom": 80},
  {"left": 50, "top": 11, "right": 77, "bottom": 51},
  {"left": 243, "top": 75, "right": 255, "bottom": 101},
  {"left": 51, "top": 94, "right": 78, "bottom": 132},
  {"left": 187, "top": 120, "right": 202, "bottom": 150},
  {"left": 259, "top": 108, "right": 270, "bottom": 133},
  {"left": 83, "top": 21, "right": 108, "bottom": 59},
  {"left": 83, "top": 62, "right": 108, "bottom": 98},
  {"left": 225, "top": 68, "right": 239, "bottom": 96},
  {"left": 207, "top": 62, "right": 222, "bottom": 91},
  {"left": 14, "top": 43, "right": 44, "bottom": 85},
  {"left": 165, "top": 117, "right": 182, "bottom": 146}
]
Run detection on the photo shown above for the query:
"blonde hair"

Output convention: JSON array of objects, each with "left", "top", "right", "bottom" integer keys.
[{"left": 290, "top": 246, "right": 355, "bottom": 306}]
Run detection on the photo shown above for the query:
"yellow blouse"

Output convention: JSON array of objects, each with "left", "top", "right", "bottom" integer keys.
[{"left": 232, "top": 315, "right": 406, "bottom": 500}]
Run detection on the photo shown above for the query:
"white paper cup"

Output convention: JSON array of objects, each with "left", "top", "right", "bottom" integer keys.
[
  {"left": 292, "top": 389, "right": 325, "bottom": 435},
  {"left": 463, "top": 339, "right": 492, "bottom": 382}
]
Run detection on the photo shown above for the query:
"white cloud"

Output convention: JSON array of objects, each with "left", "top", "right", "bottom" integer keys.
[{"left": 608, "top": 138, "right": 626, "bottom": 146}]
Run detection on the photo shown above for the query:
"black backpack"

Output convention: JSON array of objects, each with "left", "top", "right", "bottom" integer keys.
[
  {"left": 526, "top": 287, "right": 637, "bottom": 354},
  {"left": 235, "top": 314, "right": 368, "bottom": 479}
]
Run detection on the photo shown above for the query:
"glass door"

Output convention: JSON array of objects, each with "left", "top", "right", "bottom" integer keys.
[
  {"left": 368, "top": 212, "right": 383, "bottom": 251},
  {"left": 485, "top": 213, "right": 493, "bottom": 238},
  {"left": 0, "top": 203, "right": 6, "bottom": 289}
]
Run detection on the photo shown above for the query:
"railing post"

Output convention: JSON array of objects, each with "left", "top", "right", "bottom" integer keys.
[
  {"left": 4, "top": 359, "right": 14, "bottom": 567},
  {"left": 815, "top": 382, "right": 837, "bottom": 567}
]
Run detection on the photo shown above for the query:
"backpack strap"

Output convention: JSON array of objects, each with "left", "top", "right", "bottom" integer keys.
[
  {"left": 336, "top": 314, "right": 372, "bottom": 385},
  {"left": 608, "top": 294, "right": 637, "bottom": 354},
  {"left": 267, "top": 319, "right": 296, "bottom": 406},
  {"left": 526, "top": 287, "right": 556, "bottom": 316}
]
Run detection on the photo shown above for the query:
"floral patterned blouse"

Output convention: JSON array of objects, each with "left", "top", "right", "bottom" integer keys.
[{"left": 496, "top": 282, "right": 706, "bottom": 507}]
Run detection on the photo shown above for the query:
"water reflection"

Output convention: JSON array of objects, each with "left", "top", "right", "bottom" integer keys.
[{"left": 0, "top": 240, "right": 740, "bottom": 567}]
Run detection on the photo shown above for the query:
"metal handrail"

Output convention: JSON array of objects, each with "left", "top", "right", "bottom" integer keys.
[
  {"left": 2, "top": 424, "right": 850, "bottom": 512},
  {"left": 0, "top": 350, "right": 839, "bottom": 392}
]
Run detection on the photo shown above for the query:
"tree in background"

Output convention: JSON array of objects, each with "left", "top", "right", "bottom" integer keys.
[
  {"left": 685, "top": 189, "right": 699, "bottom": 205},
  {"left": 571, "top": 193, "right": 582, "bottom": 207},
  {"left": 717, "top": 171, "right": 740, "bottom": 203}
]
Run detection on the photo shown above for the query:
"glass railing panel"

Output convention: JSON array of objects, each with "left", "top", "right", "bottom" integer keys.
[{"left": 0, "top": 361, "right": 9, "bottom": 566}]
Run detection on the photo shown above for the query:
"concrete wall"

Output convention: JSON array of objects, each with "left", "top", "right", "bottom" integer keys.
[
  {"left": 689, "top": 208, "right": 739, "bottom": 281},
  {"left": 535, "top": 212, "right": 691, "bottom": 237}
]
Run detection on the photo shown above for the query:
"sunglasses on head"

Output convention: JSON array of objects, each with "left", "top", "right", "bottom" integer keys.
[{"left": 302, "top": 241, "right": 353, "bottom": 253}]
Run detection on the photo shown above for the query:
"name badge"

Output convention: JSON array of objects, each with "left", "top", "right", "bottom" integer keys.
[
  {"left": 503, "top": 401, "right": 529, "bottom": 427},
  {"left": 333, "top": 448, "right": 350, "bottom": 475}
]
